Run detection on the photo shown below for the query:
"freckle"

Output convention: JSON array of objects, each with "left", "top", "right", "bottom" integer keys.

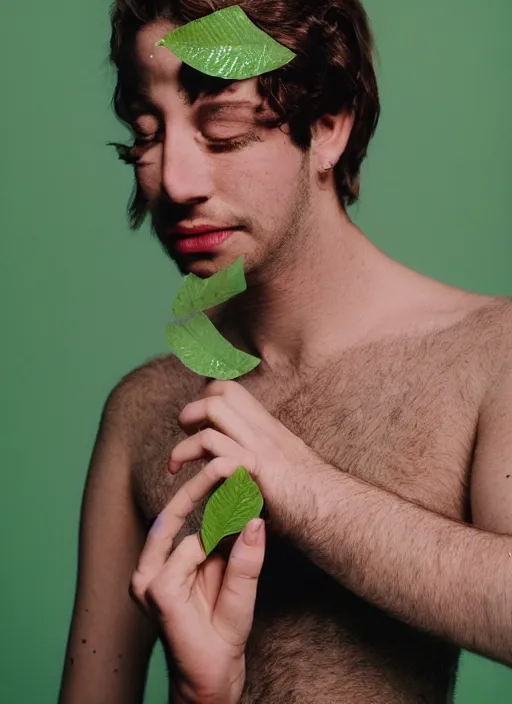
[
  {"left": 85, "top": 608, "right": 89, "bottom": 612},
  {"left": 93, "top": 650, "right": 97, "bottom": 654},
  {"left": 118, "top": 653, "right": 122, "bottom": 659},
  {"left": 506, "top": 475, "right": 510, "bottom": 479},
  {"left": 70, "top": 657, "right": 74, "bottom": 665},
  {"left": 114, "top": 668, "right": 119, "bottom": 674},
  {"left": 81, "top": 639, "right": 87, "bottom": 644}
]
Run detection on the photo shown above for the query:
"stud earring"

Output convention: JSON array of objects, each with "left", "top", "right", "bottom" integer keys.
[{"left": 320, "top": 161, "right": 333, "bottom": 174}]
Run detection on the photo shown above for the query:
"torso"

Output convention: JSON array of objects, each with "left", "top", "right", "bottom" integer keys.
[{"left": 125, "top": 294, "right": 512, "bottom": 703}]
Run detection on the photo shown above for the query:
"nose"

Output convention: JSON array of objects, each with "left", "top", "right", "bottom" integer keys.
[{"left": 160, "top": 131, "right": 213, "bottom": 206}]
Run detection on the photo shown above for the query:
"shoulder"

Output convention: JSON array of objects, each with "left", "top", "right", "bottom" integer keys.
[
  {"left": 460, "top": 295, "right": 512, "bottom": 409},
  {"left": 469, "top": 295, "right": 512, "bottom": 364},
  {"left": 101, "top": 353, "right": 202, "bottom": 448},
  {"left": 417, "top": 291, "right": 512, "bottom": 403}
]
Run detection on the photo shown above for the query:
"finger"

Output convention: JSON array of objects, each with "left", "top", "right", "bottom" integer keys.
[
  {"left": 169, "top": 427, "right": 252, "bottom": 474},
  {"left": 198, "top": 551, "right": 227, "bottom": 607},
  {"left": 131, "top": 457, "right": 239, "bottom": 611},
  {"left": 177, "top": 395, "right": 255, "bottom": 445},
  {"left": 212, "top": 518, "right": 266, "bottom": 647},
  {"left": 202, "top": 380, "right": 262, "bottom": 415},
  {"left": 146, "top": 534, "right": 206, "bottom": 615},
  {"left": 201, "top": 380, "right": 273, "bottom": 432}
]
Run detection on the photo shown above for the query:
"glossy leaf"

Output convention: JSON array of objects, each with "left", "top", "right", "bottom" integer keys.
[
  {"left": 172, "top": 256, "right": 246, "bottom": 317},
  {"left": 201, "top": 466, "right": 264, "bottom": 555},
  {"left": 166, "top": 311, "right": 260, "bottom": 379},
  {"left": 157, "top": 5, "right": 296, "bottom": 80}
]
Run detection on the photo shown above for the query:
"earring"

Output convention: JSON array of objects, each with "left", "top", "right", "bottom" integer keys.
[{"left": 320, "top": 161, "right": 333, "bottom": 174}]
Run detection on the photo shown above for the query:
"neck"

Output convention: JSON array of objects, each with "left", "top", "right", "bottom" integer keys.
[{"left": 216, "top": 199, "right": 398, "bottom": 376}]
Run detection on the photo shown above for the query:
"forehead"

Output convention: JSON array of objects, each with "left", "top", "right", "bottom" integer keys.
[{"left": 133, "top": 21, "right": 260, "bottom": 105}]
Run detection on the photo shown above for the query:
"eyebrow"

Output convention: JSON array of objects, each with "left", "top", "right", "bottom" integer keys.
[
  {"left": 200, "top": 98, "right": 255, "bottom": 108},
  {"left": 198, "top": 99, "right": 259, "bottom": 115},
  {"left": 124, "top": 96, "right": 261, "bottom": 122}
]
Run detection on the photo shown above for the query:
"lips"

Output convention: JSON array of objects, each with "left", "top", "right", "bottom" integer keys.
[
  {"left": 172, "top": 228, "right": 237, "bottom": 254},
  {"left": 171, "top": 224, "right": 236, "bottom": 237}
]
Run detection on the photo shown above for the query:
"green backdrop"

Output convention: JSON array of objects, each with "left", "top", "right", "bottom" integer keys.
[{"left": 2, "top": 0, "right": 510, "bottom": 701}]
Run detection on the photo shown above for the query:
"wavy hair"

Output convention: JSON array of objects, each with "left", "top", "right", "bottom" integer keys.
[{"left": 109, "top": 0, "right": 380, "bottom": 228}]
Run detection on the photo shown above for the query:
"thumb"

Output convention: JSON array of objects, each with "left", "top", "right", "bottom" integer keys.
[{"left": 212, "top": 518, "right": 265, "bottom": 648}]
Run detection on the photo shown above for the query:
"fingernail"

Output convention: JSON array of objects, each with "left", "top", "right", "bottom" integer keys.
[{"left": 243, "top": 518, "right": 263, "bottom": 546}]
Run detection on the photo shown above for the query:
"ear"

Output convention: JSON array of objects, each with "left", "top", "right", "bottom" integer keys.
[{"left": 311, "top": 110, "right": 355, "bottom": 173}]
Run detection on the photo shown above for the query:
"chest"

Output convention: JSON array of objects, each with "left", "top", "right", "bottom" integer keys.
[{"left": 132, "top": 337, "right": 483, "bottom": 530}]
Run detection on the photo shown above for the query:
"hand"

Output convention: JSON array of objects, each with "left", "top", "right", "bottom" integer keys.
[
  {"left": 130, "top": 462, "right": 266, "bottom": 704},
  {"left": 168, "top": 380, "right": 324, "bottom": 533}
]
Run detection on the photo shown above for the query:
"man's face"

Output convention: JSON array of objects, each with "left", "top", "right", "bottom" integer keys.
[{"left": 129, "top": 21, "right": 315, "bottom": 279}]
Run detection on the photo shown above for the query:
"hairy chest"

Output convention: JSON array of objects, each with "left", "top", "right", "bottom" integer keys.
[{"left": 132, "top": 336, "right": 483, "bottom": 530}]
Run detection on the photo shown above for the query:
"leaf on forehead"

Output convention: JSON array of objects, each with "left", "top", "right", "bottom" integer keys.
[
  {"left": 156, "top": 5, "right": 296, "bottom": 80},
  {"left": 172, "top": 256, "right": 246, "bottom": 317},
  {"left": 201, "top": 466, "right": 264, "bottom": 555},
  {"left": 166, "top": 311, "right": 261, "bottom": 379}
]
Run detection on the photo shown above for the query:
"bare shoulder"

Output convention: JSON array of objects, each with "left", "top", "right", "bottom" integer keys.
[
  {"left": 471, "top": 294, "right": 512, "bottom": 397},
  {"left": 449, "top": 294, "right": 512, "bottom": 404},
  {"left": 463, "top": 294, "right": 512, "bottom": 362},
  {"left": 399, "top": 282, "right": 512, "bottom": 401},
  {"left": 103, "top": 353, "right": 202, "bottom": 451}
]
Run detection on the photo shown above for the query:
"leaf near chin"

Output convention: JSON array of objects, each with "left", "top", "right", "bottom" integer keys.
[
  {"left": 172, "top": 256, "right": 247, "bottom": 318},
  {"left": 166, "top": 256, "right": 264, "bottom": 552},
  {"left": 166, "top": 311, "right": 261, "bottom": 379}
]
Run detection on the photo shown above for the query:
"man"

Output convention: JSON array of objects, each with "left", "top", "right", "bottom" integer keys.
[{"left": 59, "top": 1, "right": 512, "bottom": 702}]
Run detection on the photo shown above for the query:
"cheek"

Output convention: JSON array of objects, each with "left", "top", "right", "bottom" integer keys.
[
  {"left": 221, "top": 153, "right": 305, "bottom": 214},
  {"left": 251, "top": 140, "right": 307, "bottom": 204},
  {"left": 136, "top": 161, "right": 162, "bottom": 201}
]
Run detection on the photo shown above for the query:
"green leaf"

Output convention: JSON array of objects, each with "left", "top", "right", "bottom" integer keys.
[
  {"left": 172, "top": 256, "right": 246, "bottom": 317},
  {"left": 166, "top": 311, "right": 260, "bottom": 379},
  {"left": 156, "top": 5, "right": 296, "bottom": 80},
  {"left": 201, "top": 466, "right": 263, "bottom": 555}
]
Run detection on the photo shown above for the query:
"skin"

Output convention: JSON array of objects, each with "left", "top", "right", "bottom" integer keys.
[
  {"left": 132, "top": 470, "right": 266, "bottom": 704},
  {"left": 59, "top": 19, "right": 512, "bottom": 704}
]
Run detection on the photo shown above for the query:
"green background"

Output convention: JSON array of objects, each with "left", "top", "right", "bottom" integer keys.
[{"left": 2, "top": 0, "right": 510, "bottom": 701}]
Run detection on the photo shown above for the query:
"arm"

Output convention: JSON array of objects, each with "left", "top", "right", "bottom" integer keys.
[
  {"left": 167, "top": 376, "right": 512, "bottom": 668},
  {"left": 284, "top": 365, "right": 512, "bottom": 665},
  {"left": 58, "top": 384, "right": 159, "bottom": 704}
]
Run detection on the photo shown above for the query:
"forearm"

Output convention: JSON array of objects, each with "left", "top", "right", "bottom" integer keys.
[{"left": 286, "top": 462, "right": 512, "bottom": 664}]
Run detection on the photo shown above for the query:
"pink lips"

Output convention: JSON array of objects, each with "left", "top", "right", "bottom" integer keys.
[{"left": 171, "top": 225, "right": 237, "bottom": 253}]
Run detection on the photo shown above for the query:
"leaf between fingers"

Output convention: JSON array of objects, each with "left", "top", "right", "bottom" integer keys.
[{"left": 201, "top": 467, "right": 264, "bottom": 555}]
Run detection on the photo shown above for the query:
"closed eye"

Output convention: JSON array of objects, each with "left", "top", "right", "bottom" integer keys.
[{"left": 206, "top": 133, "right": 263, "bottom": 152}]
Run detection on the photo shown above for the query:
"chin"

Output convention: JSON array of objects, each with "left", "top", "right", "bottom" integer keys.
[{"left": 173, "top": 249, "right": 255, "bottom": 279}]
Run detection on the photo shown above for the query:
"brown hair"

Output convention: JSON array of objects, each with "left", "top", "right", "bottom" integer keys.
[{"left": 109, "top": 0, "right": 380, "bottom": 228}]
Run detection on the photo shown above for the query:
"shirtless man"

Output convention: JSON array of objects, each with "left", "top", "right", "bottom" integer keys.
[{"left": 58, "top": 1, "right": 512, "bottom": 702}]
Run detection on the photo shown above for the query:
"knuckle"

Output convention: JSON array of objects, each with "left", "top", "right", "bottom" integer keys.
[
  {"left": 206, "top": 457, "right": 229, "bottom": 480},
  {"left": 129, "top": 570, "right": 147, "bottom": 604},
  {"left": 247, "top": 452, "right": 260, "bottom": 477},
  {"left": 146, "top": 574, "right": 178, "bottom": 611},
  {"left": 222, "top": 380, "right": 237, "bottom": 396},
  {"left": 202, "top": 426, "right": 217, "bottom": 447},
  {"left": 208, "top": 395, "right": 224, "bottom": 416}
]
